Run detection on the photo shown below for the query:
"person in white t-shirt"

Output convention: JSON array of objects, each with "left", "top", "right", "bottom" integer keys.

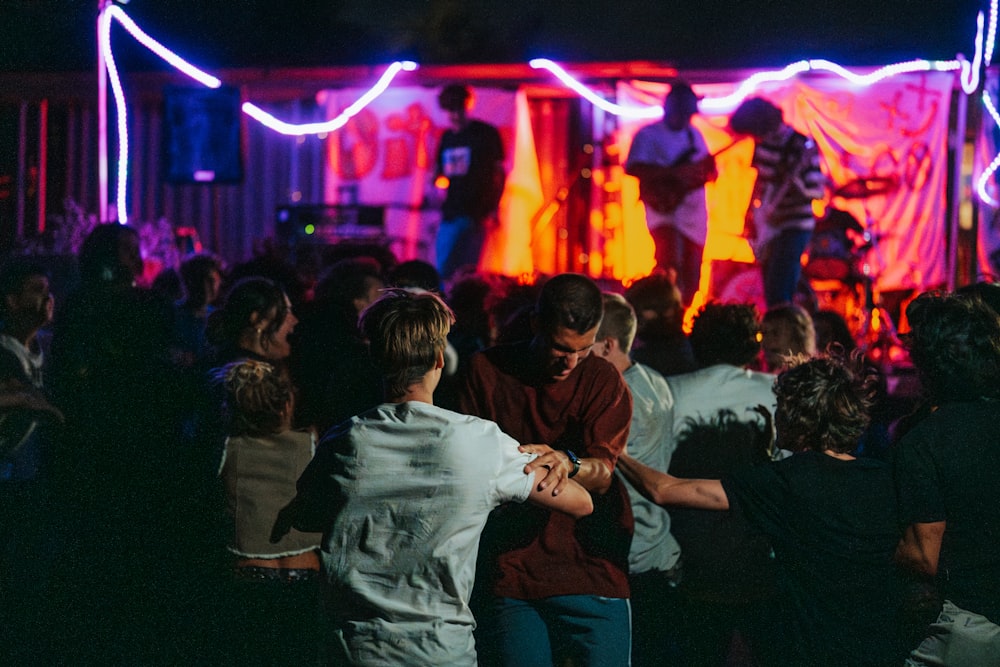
[
  {"left": 626, "top": 82, "right": 716, "bottom": 306},
  {"left": 285, "top": 288, "right": 593, "bottom": 666}
]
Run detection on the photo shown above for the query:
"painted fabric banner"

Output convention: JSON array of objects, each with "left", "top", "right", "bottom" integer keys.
[
  {"left": 319, "top": 86, "right": 541, "bottom": 276},
  {"left": 618, "top": 70, "right": 955, "bottom": 295}
]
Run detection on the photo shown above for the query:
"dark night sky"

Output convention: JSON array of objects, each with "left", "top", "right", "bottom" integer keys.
[{"left": 0, "top": 0, "right": 988, "bottom": 73}]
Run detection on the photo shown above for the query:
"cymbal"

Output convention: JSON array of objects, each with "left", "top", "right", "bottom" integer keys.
[{"left": 833, "top": 176, "right": 898, "bottom": 199}]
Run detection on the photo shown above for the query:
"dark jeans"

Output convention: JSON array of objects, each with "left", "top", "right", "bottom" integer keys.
[
  {"left": 437, "top": 215, "right": 488, "bottom": 280},
  {"left": 650, "top": 225, "right": 704, "bottom": 307},
  {"left": 630, "top": 567, "right": 684, "bottom": 667},
  {"left": 761, "top": 228, "right": 813, "bottom": 307}
]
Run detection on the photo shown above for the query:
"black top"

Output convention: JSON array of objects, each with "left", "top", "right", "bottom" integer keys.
[
  {"left": 436, "top": 119, "right": 504, "bottom": 220},
  {"left": 894, "top": 398, "right": 1000, "bottom": 624},
  {"left": 722, "top": 451, "right": 907, "bottom": 666}
]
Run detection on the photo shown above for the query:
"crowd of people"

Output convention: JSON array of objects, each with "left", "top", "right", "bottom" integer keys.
[
  {"left": 0, "top": 76, "right": 992, "bottom": 667},
  {"left": 0, "top": 215, "right": 996, "bottom": 666}
]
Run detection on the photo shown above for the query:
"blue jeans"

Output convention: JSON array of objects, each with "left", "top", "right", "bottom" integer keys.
[
  {"left": 479, "top": 595, "right": 632, "bottom": 667},
  {"left": 436, "top": 215, "right": 487, "bottom": 280},
  {"left": 762, "top": 228, "right": 812, "bottom": 307}
]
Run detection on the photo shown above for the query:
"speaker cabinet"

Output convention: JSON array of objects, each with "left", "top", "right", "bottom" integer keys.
[{"left": 163, "top": 85, "right": 243, "bottom": 184}]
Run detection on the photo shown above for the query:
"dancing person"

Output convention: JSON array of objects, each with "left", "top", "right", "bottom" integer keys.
[
  {"left": 730, "top": 97, "right": 825, "bottom": 307},
  {"left": 893, "top": 292, "right": 1000, "bottom": 665},
  {"left": 215, "top": 359, "right": 322, "bottom": 664},
  {"left": 433, "top": 83, "right": 506, "bottom": 280},
  {"left": 619, "top": 353, "right": 909, "bottom": 667},
  {"left": 595, "top": 292, "right": 683, "bottom": 666},
  {"left": 285, "top": 289, "right": 592, "bottom": 666},
  {"left": 626, "top": 82, "right": 716, "bottom": 305},
  {"left": 460, "top": 273, "right": 634, "bottom": 667}
]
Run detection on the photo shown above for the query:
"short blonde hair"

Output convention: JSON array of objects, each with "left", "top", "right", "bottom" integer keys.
[
  {"left": 597, "top": 292, "right": 637, "bottom": 353},
  {"left": 359, "top": 289, "right": 455, "bottom": 399}
]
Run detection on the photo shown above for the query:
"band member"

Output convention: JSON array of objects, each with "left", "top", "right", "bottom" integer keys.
[
  {"left": 730, "top": 97, "right": 826, "bottom": 307},
  {"left": 434, "top": 84, "right": 506, "bottom": 281},
  {"left": 626, "top": 82, "right": 717, "bottom": 306}
]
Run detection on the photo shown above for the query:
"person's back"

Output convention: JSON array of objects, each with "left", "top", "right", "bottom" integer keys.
[
  {"left": 667, "top": 303, "right": 776, "bottom": 442},
  {"left": 288, "top": 289, "right": 591, "bottom": 666},
  {"left": 894, "top": 292, "right": 1000, "bottom": 665},
  {"left": 300, "top": 402, "right": 543, "bottom": 665},
  {"left": 724, "top": 449, "right": 903, "bottom": 666}
]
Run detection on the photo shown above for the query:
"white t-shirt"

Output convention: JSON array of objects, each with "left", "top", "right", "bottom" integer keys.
[
  {"left": 625, "top": 121, "right": 711, "bottom": 244},
  {"left": 297, "top": 401, "right": 536, "bottom": 667},
  {"left": 666, "top": 364, "right": 777, "bottom": 442}
]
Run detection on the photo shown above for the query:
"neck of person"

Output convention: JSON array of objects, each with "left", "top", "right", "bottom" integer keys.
[
  {"left": 387, "top": 367, "right": 441, "bottom": 406},
  {"left": 822, "top": 449, "right": 856, "bottom": 461}
]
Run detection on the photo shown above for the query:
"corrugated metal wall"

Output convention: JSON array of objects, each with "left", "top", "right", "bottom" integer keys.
[{"left": 1, "top": 89, "right": 326, "bottom": 267}]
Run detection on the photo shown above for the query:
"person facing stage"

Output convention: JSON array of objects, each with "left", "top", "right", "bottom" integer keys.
[
  {"left": 433, "top": 84, "right": 506, "bottom": 281},
  {"left": 730, "top": 97, "right": 826, "bottom": 308},
  {"left": 626, "top": 81, "right": 716, "bottom": 307}
]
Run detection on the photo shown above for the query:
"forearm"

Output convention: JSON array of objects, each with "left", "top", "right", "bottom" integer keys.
[
  {"left": 574, "top": 456, "right": 614, "bottom": 495},
  {"left": 618, "top": 454, "right": 729, "bottom": 510},
  {"left": 895, "top": 522, "right": 945, "bottom": 576}
]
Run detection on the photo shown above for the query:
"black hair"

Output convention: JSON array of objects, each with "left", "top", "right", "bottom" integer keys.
[
  {"left": 534, "top": 273, "right": 603, "bottom": 336},
  {"left": 688, "top": 302, "right": 760, "bottom": 368}
]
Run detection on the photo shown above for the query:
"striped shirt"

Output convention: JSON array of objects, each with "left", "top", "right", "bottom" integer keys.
[{"left": 752, "top": 126, "right": 824, "bottom": 232}]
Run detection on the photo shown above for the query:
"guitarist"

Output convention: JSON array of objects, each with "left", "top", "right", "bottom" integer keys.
[
  {"left": 626, "top": 82, "right": 716, "bottom": 306},
  {"left": 730, "top": 97, "right": 826, "bottom": 308}
]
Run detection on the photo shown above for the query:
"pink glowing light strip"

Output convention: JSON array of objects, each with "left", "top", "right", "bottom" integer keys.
[
  {"left": 531, "top": 57, "right": 967, "bottom": 117},
  {"left": 978, "top": 90, "right": 1000, "bottom": 206},
  {"left": 99, "top": 5, "right": 417, "bottom": 222},
  {"left": 104, "top": 5, "right": 222, "bottom": 88},
  {"left": 242, "top": 61, "right": 418, "bottom": 136},
  {"left": 98, "top": 7, "right": 130, "bottom": 224},
  {"left": 528, "top": 59, "right": 661, "bottom": 119},
  {"left": 977, "top": 0, "right": 1000, "bottom": 206}
]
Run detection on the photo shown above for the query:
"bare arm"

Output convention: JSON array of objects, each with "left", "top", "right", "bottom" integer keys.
[
  {"left": 520, "top": 444, "right": 614, "bottom": 496},
  {"left": 526, "top": 467, "right": 593, "bottom": 519},
  {"left": 616, "top": 453, "right": 730, "bottom": 511},
  {"left": 895, "top": 521, "right": 946, "bottom": 576}
]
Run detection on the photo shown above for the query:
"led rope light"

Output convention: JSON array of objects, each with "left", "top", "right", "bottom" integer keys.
[
  {"left": 99, "top": 4, "right": 416, "bottom": 222},
  {"left": 986, "top": 0, "right": 998, "bottom": 66},
  {"left": 98, "top": 7, "right": 130, "bottom": 223},
  {"left": 529, "top": 59, "right": 661, "bottom": 119},
  {"left": 960, "top": 11, "right": 985, "bottom": 95},
  {"left": 105, "top": 5, "right": 222, "bottom": 88},
  {"left": 242, "top": 60, "right": 418, "bottom": 136},
  {"left": 977, "top": 90, "right": 1000, "bottom": 206},
  {"left": 101, "top": 5, "right": 999, "bottom": 208}
]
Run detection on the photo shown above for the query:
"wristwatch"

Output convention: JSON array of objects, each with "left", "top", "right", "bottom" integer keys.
[{"left": 565, "top": 450, "right": 581, "bottom": 478}]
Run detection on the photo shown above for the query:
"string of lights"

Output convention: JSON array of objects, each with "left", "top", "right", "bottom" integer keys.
[{"left": 98, "top": 2, "right": 997, "bottom": 219}]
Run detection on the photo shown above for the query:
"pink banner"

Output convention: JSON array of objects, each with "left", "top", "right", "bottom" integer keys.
[{"left": 618, "top": 70, "right": 956, "bottom": 294}]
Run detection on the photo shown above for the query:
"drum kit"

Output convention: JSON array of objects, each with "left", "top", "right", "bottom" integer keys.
[{"left": 804, "top": 175, "right": 903, "bottom": 358}]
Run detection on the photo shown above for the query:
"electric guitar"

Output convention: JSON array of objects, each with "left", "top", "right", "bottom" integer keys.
[
  {"left": 638, "top": 138, "right": 744, "bottom": 214},
  {"left": 743, "top": 136, "right": 816, "bottom": 258}
]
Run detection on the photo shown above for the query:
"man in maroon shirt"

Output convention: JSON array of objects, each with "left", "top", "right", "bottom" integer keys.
[{"left": 459, "top": 273, "right": 634, "bottom": 667}]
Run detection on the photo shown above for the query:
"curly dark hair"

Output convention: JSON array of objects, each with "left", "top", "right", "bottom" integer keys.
[
  {"left": 905, "top": 291, "right": 1000, "bottom": 403},
  {"left": 772, "top": 352, "right": 876, "bottom": 454},
  {"left": 688, "top": 302, "right": 761, "bottom": 368}
]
